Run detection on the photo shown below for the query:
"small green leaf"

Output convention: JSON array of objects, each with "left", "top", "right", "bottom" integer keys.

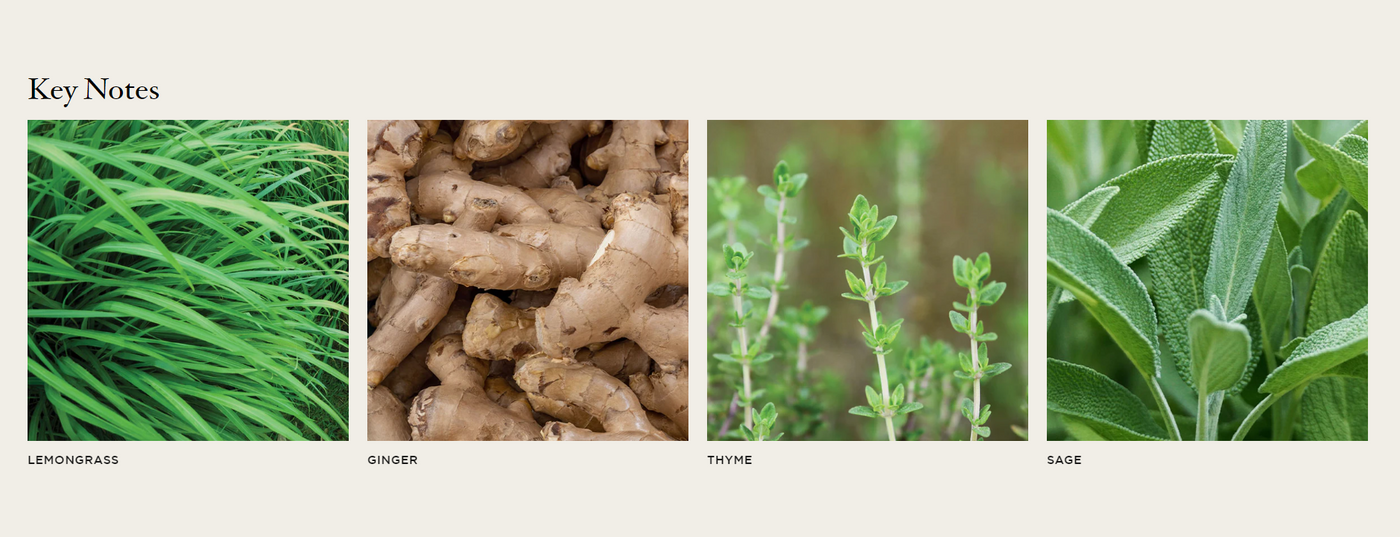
[
  {"left": 712, "top": 353, "right": 737, "bottom": 363},
  {"left": 840, "top": 292, "right": 866, "bottom": 302},
  {"left": 706, "top": 282, "right": 731, "bottom": 296},
  {"left": 1187, "top": 311, "right": 1253, "bottom": 395},
  {"left": 870, "top": 215, "right": 897, "bottom": 242},
  {"left": 865, "top": 385, "right": 881, "bottom": 409},
  {"left": 892, "top": 383, "right": 905, "bottom": 406},
  {"left": 895, "top": 402, "right": 924, "bottom": 415},
  {"left": 885, "top": 280, "right": 908, "bottom": 296},
  {"left": 1048, "top": 359, "right": 1167, "bottom": 441},
  {"left": 845, "top": 270, "right": 864, "bottom": 295},
  {"left": 949, "top": 311, "right": 969, "bottom": 333},
  {"left": 760, "top": 402, "right": 778, "bottom": 423},
  {"left": 752, "top": 353, "right": 775, "bottom": 364},
  {"left": 744, "top": 286, "right": 772, "bottom": 299},
  {"left": 1260, "top": 306, "right": 1367, "bottom": 395},
  {"left": 850, "top": 195, "right": 870, "bottom": 222},
  {"left": 773, "top": 160, "right": 790, "bottom": 182},
  {"left": 756, "top": 184, "right": 777, "bottom": 199},
  {"left": 1293, "top": 121, "right": 1368, "bottom": 208},
  {"left": 979, "top": 281, "right": 1006, "bottom": 305},
  {"left": 982, "top": 362, "right": 1011, "bottom": 378},
  {"left": 952, "top": 256, "right": 969, "bottom": 287},
  {"left": 849, "top": 406, "right": 880, "bottom": 418},
  {"left": 790, "top": 172, "right": 808, "bottom": 193}
]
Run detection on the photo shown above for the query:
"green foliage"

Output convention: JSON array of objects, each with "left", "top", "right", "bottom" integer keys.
[
  {"left": 27, "top": 120, "right": 349, "bottom": 441},
  {"left": 1187, "top": 311, "right": 1251, "bottom": 395},
  {"left": 1046, "top": 209, "right": 1159, "bottom": 379},
  {"left": 840, "top": 194, "right": 917, "bottom": 440},
  {"left": 741, "top": 402, "right": 784, "bottom": 441},
  {"left": 949, "top": 252, "right": 1008, "bottom": 440},
  {"left": 708, "top": 161, "right": 824, "bottom": 441},
  {"left": 1048, "top": 119, "right": 1368, "bottom": 442},
  {"left": 1259, "top": 306, "right": 1367, "bottom": 395},
  {"left": 1071, "top": 153, "right": 1231, "bottom": 265},
  {"left": 1293, "top": 121, "right": 1369, "bottom": 207},
  {"left": 1048, "top": 359, "right": 1165, "bottom": 441},
  {"left": 1203, "top": 120, "right": 1287, "bottom": 320}
]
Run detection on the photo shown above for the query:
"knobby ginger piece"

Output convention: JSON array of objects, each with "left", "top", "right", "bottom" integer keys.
[
  {"left": 586, "top": 120, "right": 668, "bottom": 198},
  {"left": 514, "top": 356, "right": 671, "bottom": 441},
  {"left": 408, "top": 335, "right": 540, "bottom": 441},
  {"left": 536, "top": 193, "right": 687, "bottom": 366}
]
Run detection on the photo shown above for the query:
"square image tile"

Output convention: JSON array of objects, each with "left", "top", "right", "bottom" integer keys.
[
  {"left": 1046, "top": 120, "right": 1368, "bottom": 441},
  {"left": 28, "top": 120, "right": 349, "bottom": 441},
  {"left": 366, "top": 121, "right": 690, "bottom": 441},
  {"left": 707, "top": 120, "right": 1028, "bottom": 441}
]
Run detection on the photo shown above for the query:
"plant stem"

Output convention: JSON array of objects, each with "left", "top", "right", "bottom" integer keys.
[
  {"left": 732, "top": 292, "right": 753, "bottom": 430},
  {"left": 1280, "top": 387, "right": 1305, "bottom": 440},
  {"left": 969, "top": 306, "right": 982, "bottom": 441},
  {"left": 1232, "top": 393, "right": 1279, "bottom": 441},
  {"left": 860, "top": 243, "right": 895, "bottom": 441},
  {"left": 1196, "top": 390, "right": 1225, "bottom": 441},
  {"left": 1147, "top": 377, "right": 1183, "bottom": 441},
  {"left": 1205, "top": 392, "right": 1224, "bottom": 441},
  {"left": 1196, "top": 389, "right": 1207, "bottom": 441},
  {"left": 756, "top": 193, "right": 786, "bottom": 342},
  {"left": 717, "top": 392, "right": 739, "bottom": 437}
]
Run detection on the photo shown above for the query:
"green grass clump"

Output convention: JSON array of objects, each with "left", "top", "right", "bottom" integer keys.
[{"left": 27, "top": 120, "right": 349, "bottom": 441}]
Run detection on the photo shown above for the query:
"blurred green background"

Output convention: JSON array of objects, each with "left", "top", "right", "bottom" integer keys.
[
  {"left": 1046, "top": 120, "right": 1362, "bottom": 440},
  {"left": 708, "top": 121, "right": 1029, "bottom": 440}
]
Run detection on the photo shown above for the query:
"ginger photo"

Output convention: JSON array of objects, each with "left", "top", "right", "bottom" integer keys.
[
  {"left": 366, "top": 120, "right": 689, "bottom": 441},
  {"left": 707, "top": 121, "right": 1028, "bottom": 441}
]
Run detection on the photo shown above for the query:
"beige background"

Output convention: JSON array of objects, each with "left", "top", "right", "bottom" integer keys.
[{"left": 3, "top": 0, "right": 1392, "bottom": 535}]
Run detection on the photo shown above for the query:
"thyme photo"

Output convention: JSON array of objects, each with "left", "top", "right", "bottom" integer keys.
[
  {"left": 708, "top": 121, "right": 1028, "bottom": 441},
  {"left": 27, "top": 120, "right": 349, "bottom": 441},
  {"left": 1047, "top": 120, "right": 1368, "bottom": 441}
]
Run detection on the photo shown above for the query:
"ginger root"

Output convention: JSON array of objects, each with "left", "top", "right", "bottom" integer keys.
[
  {"left": 367, "top": 120, "right": 688, "bottom": 441},
  {"left": 408, "top": 335, "right": 540, "bottom": 441},
  {"left": 586, "top": 120, "right": 668, "bottom": 199},
  {"left": 536, "top": 193, "right": 687, "bottom": 365},
  {"left": 515, "top": 356, "right": 671, "bottom": 441},
  {"left": 367, "top": 120, "right": 424, "bottom": 259}
]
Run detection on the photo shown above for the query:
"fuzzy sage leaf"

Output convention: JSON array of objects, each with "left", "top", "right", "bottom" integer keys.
[
  {"left": 1203, "top": 119, "right": 1287, "bottom": 321},
  {"left": 1046, "top": 208, "right": 1159, "bottom": 379}
]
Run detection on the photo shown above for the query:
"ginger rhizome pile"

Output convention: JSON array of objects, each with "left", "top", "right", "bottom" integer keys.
[{"left": 367, "top": 120, "right": 689, "bottom": 441}]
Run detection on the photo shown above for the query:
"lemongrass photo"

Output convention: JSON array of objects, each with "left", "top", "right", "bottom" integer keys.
[{"left": 27, "top": 120, "right": 349, "bottom": 441}]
